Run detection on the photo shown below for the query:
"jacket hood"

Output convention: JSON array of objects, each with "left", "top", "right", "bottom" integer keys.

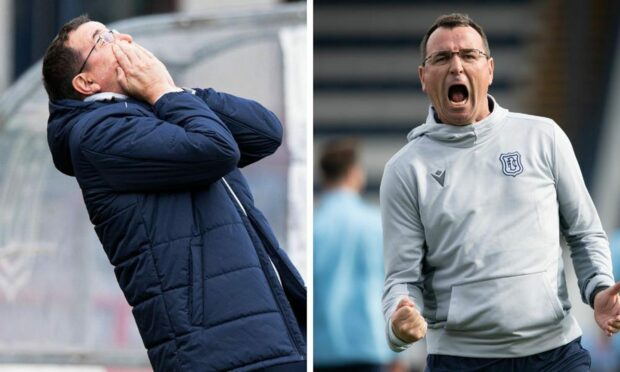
[
  {"left": 47, "top": 99, "right": 100, "bottom": 176},
  {"left": 407, "top": 95, "right": 508, "bottom": 147}
]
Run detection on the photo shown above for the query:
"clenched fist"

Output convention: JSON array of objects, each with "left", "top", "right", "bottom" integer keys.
[{"left": 391, "top": 297, "right": 427, "bottom": 343}]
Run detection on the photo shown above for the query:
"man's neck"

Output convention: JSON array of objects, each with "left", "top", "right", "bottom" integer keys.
[{"left": 323, "top": 183, "right": 361, "bottom": 194}]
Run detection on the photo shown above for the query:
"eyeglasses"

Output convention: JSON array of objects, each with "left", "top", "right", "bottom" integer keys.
[
  {"left": 423, "top": 48, "right": 489, "bottom": 66},
  {"left": 78, "top": 29, "right": 118, "bottom": 74}
]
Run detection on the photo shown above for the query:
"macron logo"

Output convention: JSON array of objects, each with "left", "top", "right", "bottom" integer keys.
[{"left": 431, "top": 170, "right": 445, "bottom": 187}]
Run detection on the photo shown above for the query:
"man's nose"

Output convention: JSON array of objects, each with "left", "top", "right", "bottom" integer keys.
[
  {"left": 448, "top": 54, "right": 464, "bottom": 74},
  {"left": 116, "top": 32, "right": 133, "bottom": 43}
]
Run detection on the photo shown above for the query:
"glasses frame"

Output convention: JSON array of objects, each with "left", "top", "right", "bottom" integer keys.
[
  {"left": 77, "top": 29, "right": 118, "bottom": 74},
  {"left": 423, "top": 48, "right": 489, "bottom": 67}
]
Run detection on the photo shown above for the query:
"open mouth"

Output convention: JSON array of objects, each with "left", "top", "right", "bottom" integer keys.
[{"left": 448, "top": 84, "right": 469, "bottom": 104}]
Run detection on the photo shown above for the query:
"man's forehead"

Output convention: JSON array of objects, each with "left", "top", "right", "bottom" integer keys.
[
  {"left": 426, "top": 26, "right": 483, "bottom": 51},
  {"left": 68, "top": 21, "right": 106, "bottom": 48}
]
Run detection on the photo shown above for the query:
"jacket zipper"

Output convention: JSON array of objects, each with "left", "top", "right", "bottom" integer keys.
[
  {"left": 220, "top": 177, "right": 303, "bottom": 356},
  {"left": 221, "top": 177, "right": 247, "bottom": 215},
  {"left": 220, "top": 178, "right": 282, "bottom": 285}
]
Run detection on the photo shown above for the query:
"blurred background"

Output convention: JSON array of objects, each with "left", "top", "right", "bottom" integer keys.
[
  {"left": 0, "top": 0, "right": 306, "bottom": 370},
  {"left": 314, "top": 0, "right": 620, "bottom": 371}
]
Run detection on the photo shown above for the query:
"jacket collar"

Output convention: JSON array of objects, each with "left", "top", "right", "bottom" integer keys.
[
  {"left": 407, "top": 95, "right": 509, "bottom": 147},
  {"left": 84, "top": 92, "right": 129, "bottom": 102}
]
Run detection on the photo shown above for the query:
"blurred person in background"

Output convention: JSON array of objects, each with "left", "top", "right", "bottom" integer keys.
[
  {"left": 381, "top": 13, "right": 620, "bottom": 371},
  {"left": 42, "top": 15, "right": 306, "bottom": 372},
  {"left": 314, "top": 138, "right": 402, "bottom": 372}
]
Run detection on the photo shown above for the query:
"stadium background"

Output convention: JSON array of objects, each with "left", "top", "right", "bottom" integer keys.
[
  {"left": 0, "top": 0, "right": 306, "bottom": 370},
  {"left": 314, "top": 0, "right": 620, "bottom": 371}
]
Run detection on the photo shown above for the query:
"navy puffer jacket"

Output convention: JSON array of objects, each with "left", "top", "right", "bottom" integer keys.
[{"left": 47, "top": 89, "right": 307, "bottom": 371}]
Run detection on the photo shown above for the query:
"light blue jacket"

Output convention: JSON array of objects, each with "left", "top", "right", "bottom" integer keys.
[{"left": 314, "top": 189, "right": 392, "bottom": 365}]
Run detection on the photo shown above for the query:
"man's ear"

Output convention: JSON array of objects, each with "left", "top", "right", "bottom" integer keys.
[
  {"left": 72, "top": 73, "right": 101, "bottom": 96},
  {"left": 418, "top": 65, "right": 426, "bottom": 92}
]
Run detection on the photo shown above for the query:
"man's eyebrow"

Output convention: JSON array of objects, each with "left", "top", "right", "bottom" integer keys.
[{"left": 91, "top": 28, "right": 104, "bottom": 40}]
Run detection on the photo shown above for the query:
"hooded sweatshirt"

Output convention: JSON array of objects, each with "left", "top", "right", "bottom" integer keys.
[{"left": 380, "top": 95, "right": 614, "bottom": 357}]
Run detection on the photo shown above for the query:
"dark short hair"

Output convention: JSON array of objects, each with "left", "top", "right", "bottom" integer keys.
[
  {"left": 42, "top": 15, "right": 91, "bottom": 101},
  {"left": 420, "top": 13, "right": 490, "bottom": 65},
  {"left": 319, "top": 138, "right": 359, "bottom": 183}
]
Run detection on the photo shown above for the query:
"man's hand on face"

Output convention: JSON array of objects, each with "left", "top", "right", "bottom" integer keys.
[
  {"left": 391, "top": 297, "right": 427, "bottom": 343},
  {"left": 113, "top": 42, "right": 179, "bottom": 105},
  {"left": 594, "top": 282, "right": 620, "bottom": 337}
]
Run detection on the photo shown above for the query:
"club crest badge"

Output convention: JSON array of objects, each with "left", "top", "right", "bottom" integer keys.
[{"left": 499, "top": 152, "right": 523, "bottom": 177}]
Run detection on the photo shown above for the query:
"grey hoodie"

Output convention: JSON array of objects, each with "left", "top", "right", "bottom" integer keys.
[{"left": 380, "top": 96, "right": 614, "bottom": 357}]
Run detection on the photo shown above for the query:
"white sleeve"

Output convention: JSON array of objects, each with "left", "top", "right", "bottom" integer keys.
[
  {"left": 553, "top": 124, "right": 615, "bottom": 306},
  {"left": 380, "top": 160, "right": 426, "bottom": 351}
]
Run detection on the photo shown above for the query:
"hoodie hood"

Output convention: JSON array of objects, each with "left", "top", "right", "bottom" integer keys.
[
  {"left": 407, "top": 95, "right": 508, "bottom": 147},
  {"left": 47, "top": 99, "right": 103, "bottom": 176}
]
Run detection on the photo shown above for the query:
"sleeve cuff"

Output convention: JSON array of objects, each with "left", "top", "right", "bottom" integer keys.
[
  {"left": 152, "top": 87, "right": 184, "bottom": 105},
  {"left": 585, "top": 274, "right": 615, "bottom": 307},
  {"left": 181, "top": 87, "right": 196, "bottom": 95},
  {"left": 589, "top": 285, "right": 611, "bottom": 308},
  {"left": 386, "top": 319, "right": 412, "bottom": 352}
]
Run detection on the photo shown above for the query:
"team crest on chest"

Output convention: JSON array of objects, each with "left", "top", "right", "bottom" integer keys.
[{"left": 499, "top": 152, "right": 523, "bottom": 177}]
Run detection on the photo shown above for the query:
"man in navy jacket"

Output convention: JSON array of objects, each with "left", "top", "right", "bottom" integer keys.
[{"left": 42, "top": 15, "right": 306, "bottom": 371}]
